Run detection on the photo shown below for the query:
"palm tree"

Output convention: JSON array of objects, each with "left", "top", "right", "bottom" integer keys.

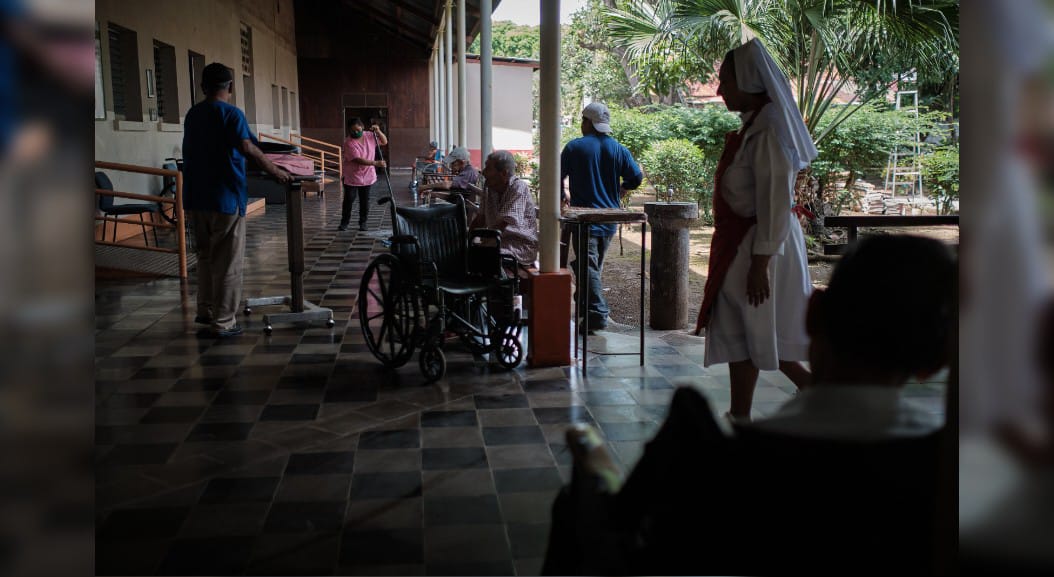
[{"left": 604, "top": 0, "right": 959, "bottom": 145}]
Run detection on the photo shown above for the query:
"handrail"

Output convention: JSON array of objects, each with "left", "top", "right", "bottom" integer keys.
[
  {"left": 298, "top": 134, "right": 340, "bottom": 154},
  {"left": 96, "top": 161, "right": 178, "bottom": 178},
  {"left": 94, "top": 160, "right": 187, "bottom": 278},
  {"left": 260, "top": 133, "right": 328, "bottom": 156},
  {"left": 95, "top": 188, "right": 173, "bottom": 204},
  {"left": 260, "top": 132, "right": 342, "bottom": 184}
]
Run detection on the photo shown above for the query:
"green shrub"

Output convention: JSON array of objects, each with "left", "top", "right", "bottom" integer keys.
[
  {"left": 813, "top": 103, "right": 944, "bottom": 192},
  {"left": 607, "top": 107, "right": 664, "bottom": 160},
  {"left": 920, "top": 145, "right": 959, "bottom": 215},
  {"left": 646, "top": 104, "right": 740, "bottom": 160},
  {"left": 641, "top": 138, "right": 712, "bottom": 223}
]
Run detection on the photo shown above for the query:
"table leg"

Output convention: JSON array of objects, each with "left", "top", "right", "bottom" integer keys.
[
  {"left": 580, "top": 224, "right": 588, "bottom": 374},
  {"left": 640, "top": 221, "right": 646, "bottom": 366}
]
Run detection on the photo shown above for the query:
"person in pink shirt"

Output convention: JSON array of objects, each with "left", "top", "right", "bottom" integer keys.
[{"left": 340, "top": 117, "right": 387, "bottom": 231}]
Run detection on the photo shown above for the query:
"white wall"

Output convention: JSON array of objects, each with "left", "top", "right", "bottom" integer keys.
[
  {"left": 94, "top": 0, "right": 298, "bottom": 198},
  {"left": 453, "top": 60, "right": 536, "bottom": 155}
]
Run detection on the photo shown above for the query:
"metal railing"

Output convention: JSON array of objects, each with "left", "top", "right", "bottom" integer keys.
[
  {"left": 94, "top": 160, "right": 188, "bottom": 279},
  {"left": 261, "top": 133, "right": 342, "bottom": 185}
]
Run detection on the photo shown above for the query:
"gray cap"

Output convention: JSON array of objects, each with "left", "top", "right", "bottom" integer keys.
[
  {"left": 582, "top": 102, "right": 612, "bottom": 133},
  {"left": 445, "top": 146, "right": 471, "bottom": 165}
]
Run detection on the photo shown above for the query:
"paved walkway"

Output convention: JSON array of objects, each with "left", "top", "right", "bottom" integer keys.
[{"left": 95, "top": 170, "right": 947, "bottom": 575}]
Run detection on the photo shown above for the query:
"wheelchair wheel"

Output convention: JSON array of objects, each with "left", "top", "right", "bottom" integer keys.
[
  {"left": 419, "top": 346, "right": 446, "bottom": 383},
  {"left": 497, "top": 334, "right": 523, "bottom": 369},
  {"left": 359, "top": 254, "right": 419, "bottom": 368}
]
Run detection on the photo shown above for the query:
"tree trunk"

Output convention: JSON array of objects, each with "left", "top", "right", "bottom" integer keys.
[
  {"left": 600, "top": 0, "right": 649, "bottom": 107},
  {"left": 795, "top": 168, "right": 822, "bottom": 235}
]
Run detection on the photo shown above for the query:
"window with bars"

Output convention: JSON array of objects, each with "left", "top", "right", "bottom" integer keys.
[
  {"left": 243, "top": 74, "right": 256, "bottom": 124},
  {"left": 240, "top": 23, "right": 253, "bottom": 76},
  {"left": 281, "top": 86, "right": 288, "bottom": 127},
  {"left": 290, "top": 91, "right": 298, "bottom": 130},
  {"left": 153, "top": 40, "right": 179, "bottom": 123},
  {"left": 107, "top": 22, "right": 142, "bottom": 121},
  {"left": 188, "top": 50, "right": 205, "bottom": 105},
  {"left": 272, "top": 84, "right": 280, "bottom": 129},
  {"left": 95, "top": 23, "right": 105, "bottom": 119},
  {"left": 239, "top": 23, "right": 256, "bottom": 123}
]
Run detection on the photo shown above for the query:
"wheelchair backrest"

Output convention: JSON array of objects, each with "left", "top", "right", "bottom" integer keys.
[
  {"left": 392, "top": 199, "right": 467, "bottom": 278},
  {"left": 466, "top": 230, "right": 503, "bottom": 279}
]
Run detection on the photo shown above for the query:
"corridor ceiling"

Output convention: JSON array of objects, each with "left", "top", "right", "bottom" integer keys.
[{"left": 341, "top": 0, "right": 505, "bottom": 53}]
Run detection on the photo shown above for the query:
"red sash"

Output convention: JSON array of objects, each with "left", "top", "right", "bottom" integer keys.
[{"left": 694, "top": 129, "right": 757, "bottom": 335}]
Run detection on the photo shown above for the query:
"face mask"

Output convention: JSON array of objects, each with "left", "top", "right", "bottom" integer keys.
[{"left": 351, "top": 130, "right": 363, "bottom": 138}]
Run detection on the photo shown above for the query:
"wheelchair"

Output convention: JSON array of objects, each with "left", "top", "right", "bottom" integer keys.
[{"left": 357, "top": 194, "right": 524, "bottom": 383}]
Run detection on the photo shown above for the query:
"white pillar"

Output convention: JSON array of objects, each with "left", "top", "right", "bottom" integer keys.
[
  {"left": 539, "top": 0, "right": 562, "bottom": 272},
  {"left": 480, "top": 0, "right": 493, "bottom": 159},
  {"left": 429, "top": 52, "right": 437, "bottom": 143},
  {"left": 457, "top": 0, "right": 468, "bottom": 149},
  {"left": 445, "top": 0, "right": 454, "bottom": 149},
  {"left": 438, "top": 36, "right": 446, "bottom": 150}
]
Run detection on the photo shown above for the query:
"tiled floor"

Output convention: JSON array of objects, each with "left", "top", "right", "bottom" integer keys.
[{"left": 95, "top": 172, "right": 948, "bottom": 575}]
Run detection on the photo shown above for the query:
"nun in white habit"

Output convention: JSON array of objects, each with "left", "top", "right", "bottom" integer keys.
[{"left": 696, "top": 39, "right": 815, "bottom": 420}]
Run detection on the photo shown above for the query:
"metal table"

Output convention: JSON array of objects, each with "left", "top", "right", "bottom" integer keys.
[
  {"left": 243, "top": 175, "right": 334, "bottom": 333},
  {"left": 560, "top": 208, "right": 648, "bottom": 374}
]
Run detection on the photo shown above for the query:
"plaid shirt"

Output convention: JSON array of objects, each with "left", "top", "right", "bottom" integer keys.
[{"left": 481, "top": 176, "right": 538, "bottom": 266}]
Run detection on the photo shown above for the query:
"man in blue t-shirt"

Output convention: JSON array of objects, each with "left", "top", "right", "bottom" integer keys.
[
  {"left": 183, "top": 63, "right": 290, "bottom": 337},
  {"left": 560, "top": 102, "right": 643, "bottom": 332}
]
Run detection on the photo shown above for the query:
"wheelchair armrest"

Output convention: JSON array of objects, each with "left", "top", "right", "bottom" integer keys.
[
  {"left": 501, "top": 255, "right": 519, "bottom": 273},
  {"left": 469, "top": 228, "right": 502, "bottom": 242}
]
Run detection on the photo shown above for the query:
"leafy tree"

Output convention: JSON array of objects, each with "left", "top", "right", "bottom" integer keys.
[
  {"left": 603, "top": 0, "right": 959, "bottom": 144},
  {"left": 562, "top": 0, "right": 640, "bottom": 112},
  {"left": 468, "top": 20, "right": 540, "bottom": 58}
]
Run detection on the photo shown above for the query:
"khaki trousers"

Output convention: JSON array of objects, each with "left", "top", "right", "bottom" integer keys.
[{"left": 191, "top": 210, "right": 246, "bottom": 330}]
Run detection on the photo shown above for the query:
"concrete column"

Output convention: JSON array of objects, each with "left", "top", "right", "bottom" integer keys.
[
  {"left": 479, "top": 0, "right": 493, "bottom": 158},
  {"left": 429, "top": 52, "right": 437, "bottom": 142},
  {"left": 445, "top": 0, "right": 454, "bottom": 148},
  {"left": 438, "top": 36, "right": 446, "bottom": 150},
  {"left": 643, "top": 202, "right": 699, "bottom": 329},
  {"left": 457, "top": 0, "right": 468, "bottom": 148},
  {"left": 538, "top": 0, "right": 561, "bottom": 273},
  {"left": 527, "top": 0, "right": 571, "bottom": 368}
]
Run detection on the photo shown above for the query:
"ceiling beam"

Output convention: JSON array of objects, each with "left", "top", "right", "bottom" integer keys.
[
  {"left": 352, "top": 1, "right": 432, "bottom": 48},
  {"left": 389, "top": 0, "right": 439, "bottom": 26}
]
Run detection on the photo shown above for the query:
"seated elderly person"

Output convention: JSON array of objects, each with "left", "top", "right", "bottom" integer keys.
[
  {"left": 471, "top": 149, "right": 538, "bottom": 269},
  {"left": 425, "top": 140, "right": 443, "bottom": 164},
  {"left": 543, "top": 234, "right": 957, "bottom": 575},
  {"left": 419, "top": 146, "right": 478, "bottom": 196}
]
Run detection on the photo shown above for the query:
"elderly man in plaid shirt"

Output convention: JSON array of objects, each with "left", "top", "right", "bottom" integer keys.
[{"left": 471, "top": 150, "right": 538, "bottom": 268}]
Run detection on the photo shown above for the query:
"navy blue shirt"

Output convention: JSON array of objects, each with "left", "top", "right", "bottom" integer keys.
[
  {"left": 560, "top": 133, "right": 643, "bottom": 236},
  {"left": 0, "top": 0, "right": 25, "bottom": 154},
  {"left": 182, "top": 99, "right": 254, "bottom": 215}
]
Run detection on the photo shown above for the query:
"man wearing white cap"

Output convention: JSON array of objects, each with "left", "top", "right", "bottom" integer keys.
[{"left": 560, "top": 102, "right": 643, "bottom": 332}]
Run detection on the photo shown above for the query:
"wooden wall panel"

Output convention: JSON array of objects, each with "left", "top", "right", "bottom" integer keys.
[{"left": 294, "top": 0, "right": 433, "bottom": 167}]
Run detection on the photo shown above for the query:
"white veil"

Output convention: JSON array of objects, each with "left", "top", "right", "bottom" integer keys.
[{"left": 733, "top": 39, "right": 818, "bottom": 170}]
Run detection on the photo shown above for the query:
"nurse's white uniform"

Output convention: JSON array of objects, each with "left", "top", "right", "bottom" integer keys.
[{"left": 703, "top": 105, "right": 812, "bottom": 371}]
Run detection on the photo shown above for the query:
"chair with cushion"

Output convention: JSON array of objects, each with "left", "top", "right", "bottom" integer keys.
[{"left": 95, "top": 171, "right": 160, "bottom": 246}]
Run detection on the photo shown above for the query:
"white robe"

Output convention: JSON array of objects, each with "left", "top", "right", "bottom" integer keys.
[{"left": 704, "top": 106, "right": 812, "bottom": 370}]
